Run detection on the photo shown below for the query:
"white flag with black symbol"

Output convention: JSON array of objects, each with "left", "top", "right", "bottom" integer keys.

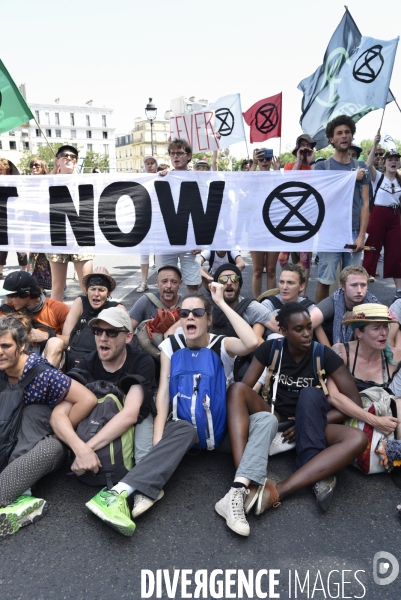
[
  {"left": 338, "top": 36, "right": 399, "bottom": 109},
  {"left": 208, "top": 93, "right": 246, "bottom": 149}
]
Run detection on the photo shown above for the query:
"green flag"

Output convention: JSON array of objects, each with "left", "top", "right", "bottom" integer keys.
[{"left": 0, "top": 59, "right": 34, "bottom": 134}]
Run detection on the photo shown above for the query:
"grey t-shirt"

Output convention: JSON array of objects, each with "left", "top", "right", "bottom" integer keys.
[
  {"left": 314, "top": 157, "right": 371, "bottom": 231},
  {"left": 389, "top": 298, "right": 401, "bottom": 322},
  {"left": 234, "top": 295, "right": 270, "bottom": 327},
  {"left": 129, "top": 292, "right": 182, "bottom": 325}
]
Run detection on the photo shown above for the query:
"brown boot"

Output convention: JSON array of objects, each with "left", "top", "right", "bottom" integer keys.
[{"left": 254, "top": 478, "right": 281, "bottom": 515}]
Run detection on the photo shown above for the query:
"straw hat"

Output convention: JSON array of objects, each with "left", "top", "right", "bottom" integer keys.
[
  {"left": 82, "top": 266, "right": 116, "bottom": 292},
  {"left": 342, "top": 303, "right": 398, "bottom": 326}
]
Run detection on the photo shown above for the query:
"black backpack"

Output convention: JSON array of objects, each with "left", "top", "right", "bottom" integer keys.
[
  {"left": 262, "top": 294, "right": 314, "bottom": 311},
  {"left": 208, "top": 251, "right": 236, "bottom": 272},
  {"left": 66, "top": 296, "right": 118, "bottom": 372},
  {"left": 0, "top": 363, "right": 55, "bottom": 472},
  {"left": 68, "top": 370, "right": 155, "bottom": 487}
]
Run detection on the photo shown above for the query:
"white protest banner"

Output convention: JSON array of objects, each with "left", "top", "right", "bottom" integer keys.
[
  {"left": 0, "top": 170, "right": 355, "bottom": 254},
  {"left": 169, "top": 110, "right": 220, "bottom": 153},
  {"left": 169, "top": 94, "right": 246, "bottom": 153}
]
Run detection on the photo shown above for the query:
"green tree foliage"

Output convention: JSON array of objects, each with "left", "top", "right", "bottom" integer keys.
[
  {"left": 18, "top": 142, "right": 65, "bottom": 173},
  {"left": 82, "top": 151, "right": 109, "bottom": 173}
]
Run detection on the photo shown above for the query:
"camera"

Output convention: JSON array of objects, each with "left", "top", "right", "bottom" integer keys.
[{"left": 258, "top": 148, "right": 273, "bottom": 160}]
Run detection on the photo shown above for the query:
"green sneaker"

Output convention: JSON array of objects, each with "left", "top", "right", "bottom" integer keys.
[
  {"left": 0, "top": 495, "right": 48, "bottom": 541},
  {"left": 86, "top": 489, "right": 136, "bottom": 537}
]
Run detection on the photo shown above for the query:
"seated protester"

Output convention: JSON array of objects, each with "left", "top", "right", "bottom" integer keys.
[
  {"left": 0, "top": 315, "right": 97, "bottom": 541},
  {"left": 310, "top": 265, "right": 380, "bottom": 346},
  {"left": 259, "top": 264, "right": 315, "bottom": 339},
  {"left": 211, "top": 264, "right": 270, "bottom": 346},
  {"left": 200, "top": 250, "right": 245, "bottom": 290},
  {"left": 129, "top": 265, "right": 183, "bottom": 332},
  {"left": 67, "top": 307, "right": 156, "bottom": 464},
  {"left": 0, "top": 271, "right": 69, "bottom": 367},
  {"left": 80, "top": 283, "right": 258, "bottom": 536},
  {"left": 62, "top": 267, "right": 125, "bottom": 371},
  {"left": 215, "top": 303, "right": 368, "bottom": 536},
  {"left": 330, "top": 304, "right": 400, "bottom": 441}
]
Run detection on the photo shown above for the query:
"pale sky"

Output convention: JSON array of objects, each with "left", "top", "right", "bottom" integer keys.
[{"left": 3, "top": 0, "right": 401, "bottom": 158}]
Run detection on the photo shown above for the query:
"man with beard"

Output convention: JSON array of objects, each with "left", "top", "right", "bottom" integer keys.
[
  {"left": 310, "top": 265, "right": 380, "bottom": 346},
  {"left": 211, "top": 264, "right": 270, "bottom": 351},
  {"left": 129, "top": 265, "right": 183, "bottom": 332},
  {"left": 67, "top": 307, "right": 155, "bottom": 464},
  {"left": 314, "top": 115, "right": 371, "bottom": 303}
]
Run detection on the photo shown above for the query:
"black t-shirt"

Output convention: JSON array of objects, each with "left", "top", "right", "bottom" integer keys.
[
  {"left": 77, "top": 345, "right": 156, "bottom": 388},
  {"left": 253, "top": 339, "right": 343, "bottom": 418}
]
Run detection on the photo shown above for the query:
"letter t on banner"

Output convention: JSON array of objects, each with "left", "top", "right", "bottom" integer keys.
[{"left": 242, "top": 93, "right": 282, "bottom": 143}]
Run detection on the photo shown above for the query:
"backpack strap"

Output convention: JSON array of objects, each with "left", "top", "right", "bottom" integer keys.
[
  {"left": 300, "top": 297, "right": 314, "bottom": 310},
  {"left": 266, "top": 295, "right": 283, "bottom": 310},
  {"left": 235, "top": 298, "right": 254, "bottom": 316},
  {"left": 169, "top": 333, "right": 187, "bottom": 353},
  {"left": 207, "top": 334, "right": 225, "bottom": 358},
  {"left": 372, "top": 173, "right": 385, "bottom": 207},
  {"left": 19, "top": 362, "right": 56, "bottom": 389},
  {"left": 209, "top": 250, "right": 215, "bottom": 270},
  {"left": 313, "top": 342, "right": 328, "bottom": 395},
  {"left": 67, "top": 368, "right": 94, "bottom": 386},
  {"left": 262, "top": 338, "right": 283, "bottom": 403},
  {"left": 145, "top": 293, "right": 180, "bottom": 310}
]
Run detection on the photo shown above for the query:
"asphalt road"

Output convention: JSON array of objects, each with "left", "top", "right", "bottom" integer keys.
[{"left": 1, "top": 252, "right": 401, "bottom": 600}]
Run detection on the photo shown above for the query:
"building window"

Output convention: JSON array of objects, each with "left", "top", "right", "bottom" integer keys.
[
  {"left": 70, "top": 113, "right": 75, "bottom": 126},
  {"left": 23, "top": 141, "right": 29, "bottom": 150},
  {"left": 103, "top": 131, "right": 108, "bottom": 139},
  {"left": 55, "top": 129, "right": 61, "bottom": 138},
  {"left": 102, "top": 115, "right": 107, "bottom": 127},
  {"left": 55, "top": 112, "right": 60, "bottom": 125},
  {"left": 104, "top": 144, "right": 109, "bottom": 155},
  {"left": 87, "top": 144, "right": 93, "bottom": 151},
  {"left": 86, "top": 130, "right": 92, "bottom": 139},
  {"left": 46, "top": 129, "right": 51, "bottom": 137},
  {"left": 0, "top": 141, "right": 2, "bottom": 149},
  {"left": 9, "top": 130, "right": 15, "bottom": 136},
  {"left": 45, "top": 112, "right": 50, "bottom": 125},
  {"left": 35, "top": 110, "right": 40, "bottom": 123},
  {"left": 71, "top": 129, "right": 76, "bottom": 138},
  {"left": 37, "top": 142, "right": 43, "bottom": 147},
  {"left": 9, "top": 141, "right": 16, "bottom": 150},
  {"left": 36, "top": 129, "right": 41, "bottom": 137},
  {"left": 22, "top": 131, "right": 28, "bottom": 137},
  {"left": 86, "top": 115, "right": 90, "bottom": 126}
]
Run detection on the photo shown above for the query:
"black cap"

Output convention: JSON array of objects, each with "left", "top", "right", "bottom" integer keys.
[
  {"left": 0, "top": 271, "right": 37, "bottom": 296},
  {"left": 157, "top": 264, "right": 182, "bottom": 280},
  {"left": 213, "top": 263, "right": 243, "bottom": 288},
  {"left": 56, "top": 144, "right": 78, "bottom": 157}
]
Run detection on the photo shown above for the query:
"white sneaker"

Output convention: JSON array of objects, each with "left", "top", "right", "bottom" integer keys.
[
  {"left": 269, "top": 432, "right": 296, "bottom": 456},
  {"left": 215, "top": 487, "right": 250, "bottom": 536},
  {"left": 132, "top": 490, "right": 164, "bottom": 518}
]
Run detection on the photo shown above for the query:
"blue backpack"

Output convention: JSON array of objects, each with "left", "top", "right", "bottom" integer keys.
[{"left": 169, "top": 333, "right": 227, "bottom": 450}]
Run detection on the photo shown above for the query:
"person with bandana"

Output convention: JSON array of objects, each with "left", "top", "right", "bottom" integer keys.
[{"left": 61, "top": 267, "right": 126, "bottom": 371}]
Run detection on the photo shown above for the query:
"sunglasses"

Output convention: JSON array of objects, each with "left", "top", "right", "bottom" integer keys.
[
  {"left": 6, "top": 292, "right": 30, "bottom": 299},
  {"left": 169, "top": 151, "right": 187, "bottom": 156},
  {"left": 58, "top": 152, "right": 77, "bottom": 161},
  {"left": 375, "top": 153, "right": 384, "bottom": 157},
  {"left": 30, "top": 163, "right": 41, "bottom": 169},
  {"left": 91, "top": 326, "right": 127, "bottom": 338},
  {"left": 178, "top": 308, "right": 207, "bottom": 318},
  {"left": 217, "top": 274, "right": 241, "bottom": 284}
]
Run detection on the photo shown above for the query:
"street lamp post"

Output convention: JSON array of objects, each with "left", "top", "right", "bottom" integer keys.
[{"left": 145, "top": 97, "right": 157, "bottom": 156}]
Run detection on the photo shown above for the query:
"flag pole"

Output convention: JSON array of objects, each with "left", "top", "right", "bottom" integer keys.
[
  {"left": 378, "top": 106, "right": 386, "bottom": 132},
  {"left": 32, "top": 117, "right": 57, "bottom": 158},
  {"left": 245, "top": 138, "right": 250, "bottom": 160}
]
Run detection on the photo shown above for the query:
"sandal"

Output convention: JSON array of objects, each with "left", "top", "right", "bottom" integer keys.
[
  {"left": 136, "top": 282, "right": 149, "bottom": 293},
  {"left": 254, "top": 478, "right": 281, "bottom": 515}
]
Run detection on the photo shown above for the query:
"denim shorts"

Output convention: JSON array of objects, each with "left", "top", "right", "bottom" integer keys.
[{"left": 318, "top": 230, "right": 362, "bottom": 285}]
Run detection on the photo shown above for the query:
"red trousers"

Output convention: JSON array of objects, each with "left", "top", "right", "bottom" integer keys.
[{"left": 363, "top": 206, "right": 401, "bottom": 278}]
